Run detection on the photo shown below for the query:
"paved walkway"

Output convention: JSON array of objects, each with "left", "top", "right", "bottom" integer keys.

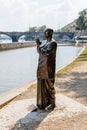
[
  {"left": 0, "top": 45, "right": 87, "bottom": 130},
  {"left": 0, "top": 94, "right": 87, "bottom": 130}
]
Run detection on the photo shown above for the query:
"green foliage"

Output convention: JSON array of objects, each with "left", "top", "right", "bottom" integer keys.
[
  {"left": 25, "top": 25, "right": 47, "bottom": 41},
  {"left": 29, "top": 26, "right": 37, "bottom": 32},
  {"left": 29, "top": 25, "right": 47, "bottom": 32},
  {"left": 37, "top": 25, "right": 46, "bottom": 32},
  {"left": 76, "top": 9, "right": 87, "bottom": 31},
  {"left": 61, "top": 27, "right": 70, "bottom": 32}
]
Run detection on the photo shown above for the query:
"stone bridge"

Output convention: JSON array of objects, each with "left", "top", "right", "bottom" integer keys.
[{"left": 0, "top": 31, "right": 75, "bottom": 42}]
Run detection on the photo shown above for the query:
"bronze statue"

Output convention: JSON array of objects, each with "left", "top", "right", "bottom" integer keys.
[{"left": 36, "top": 28, "right": 57, "bottom": 110}]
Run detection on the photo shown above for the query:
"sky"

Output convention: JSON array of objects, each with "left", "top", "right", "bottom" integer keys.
[{"left": 0, "top": 0, "right": 87, "bottom": 32}]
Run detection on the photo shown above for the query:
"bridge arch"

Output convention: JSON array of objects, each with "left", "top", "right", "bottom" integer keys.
[
  {"left": 0, "top": 33, "right": 12, "bottom": 42},
  {"left": 0, "top": 33, "right": 12, "bottom": 39},
  {"left": 18, "top": 35, "right": 26, "bottom": 42},
  {"left": 0, "top": 31, "right": 75, "bottom": 42}
]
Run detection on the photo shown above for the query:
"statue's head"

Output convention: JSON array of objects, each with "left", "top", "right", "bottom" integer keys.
[{"left": 44, "top": 28, "right": 54, "bottom": 38}]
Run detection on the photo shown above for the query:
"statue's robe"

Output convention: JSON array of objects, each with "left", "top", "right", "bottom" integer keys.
[{"left": 37, "top": 39, "right": 57, "bottom": 109}]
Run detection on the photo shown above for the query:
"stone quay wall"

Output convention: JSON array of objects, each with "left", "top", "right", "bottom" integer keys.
[{"left": 0, "top": 41, "right": 36, "bottom": 51}]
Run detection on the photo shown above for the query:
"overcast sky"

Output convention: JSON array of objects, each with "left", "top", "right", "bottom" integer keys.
[{"left": 0, "top": 0, "right": 87, "bottom": 31}]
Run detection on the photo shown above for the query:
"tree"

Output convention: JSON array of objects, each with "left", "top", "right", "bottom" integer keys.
[
  {"left": 61, "top": 27, "right": 70, "bottom": 32},
  {"left": 25, "top": 25, "right": 47, "bottom": 41},
  {"left": 28, "top": 25, "right": 47, "bottom": 32},
  {"left": 29, "top": 27, "right": 37, "bottom": 32},
  {"left": 37, "top": 25, "right": 47, "bottom": 32},
  {"left": 76, "top": 9, "right": 87, "bottom": 31}
]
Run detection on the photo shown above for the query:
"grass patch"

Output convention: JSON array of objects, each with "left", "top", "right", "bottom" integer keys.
[{"left": 56, "top": 45, "right": 87, "bottom": 78}]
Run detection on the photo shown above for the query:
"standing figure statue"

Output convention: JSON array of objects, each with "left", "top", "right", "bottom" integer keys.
[{"left": 36, "top": 28, "right": 57, "bottom": 110}]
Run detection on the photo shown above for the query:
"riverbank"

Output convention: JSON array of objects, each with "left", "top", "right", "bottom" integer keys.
[
  {"left": 0, "top": 44, "right": 87, "bottom": 130},
  {"left": 10, "top": 44, "right": 87, "bottom": 105},
  {"left": 0, "top": 41, "right": 36, "bottom": 51}
]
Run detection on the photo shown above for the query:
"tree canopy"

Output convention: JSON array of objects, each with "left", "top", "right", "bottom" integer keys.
[
  {"left": 76, "top": 9, "right": 87, "bottom": 30},
  {"left": 29, "top": 25, "right": 47, "bottom": 32}
]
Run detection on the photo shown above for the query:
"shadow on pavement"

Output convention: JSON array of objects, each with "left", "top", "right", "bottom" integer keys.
[{"left": 11, "top": 109, "right": 51, "bottom": 130}]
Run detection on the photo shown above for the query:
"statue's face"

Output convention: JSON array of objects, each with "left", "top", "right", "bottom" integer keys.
[{"left": 44, "top": 31, "right": 52, "bottom": 38}]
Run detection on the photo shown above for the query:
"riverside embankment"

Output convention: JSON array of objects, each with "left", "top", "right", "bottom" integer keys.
[
  {"left": 0, "top": 44, "right": 87, "bottom": 130},
  {"left": 7, "top": 44, "right": 87, "bottom": 106},
  {"left": 0, "top": 41, "right": 36, "bottom": 51}
]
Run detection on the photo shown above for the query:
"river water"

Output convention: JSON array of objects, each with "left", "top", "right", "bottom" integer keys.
[{"left": 0, "top": 45, "right": 82, "bottom": 94}]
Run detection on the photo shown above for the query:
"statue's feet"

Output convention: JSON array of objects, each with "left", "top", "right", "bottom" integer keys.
[
  {"left": 28, "top": 104, "right": 38, "bottom": 112},
  {"left": 31, "top": 105, "right": 38, "bottom": 112},
  {"left": 30, "top": 104, "right": 56, "bottom": 112},
  {"left": 32, "top": 106, "right": 45, "bottom": 112},
  {"left": 45, "top": 104, "right": 56, "bottom": 111}
]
